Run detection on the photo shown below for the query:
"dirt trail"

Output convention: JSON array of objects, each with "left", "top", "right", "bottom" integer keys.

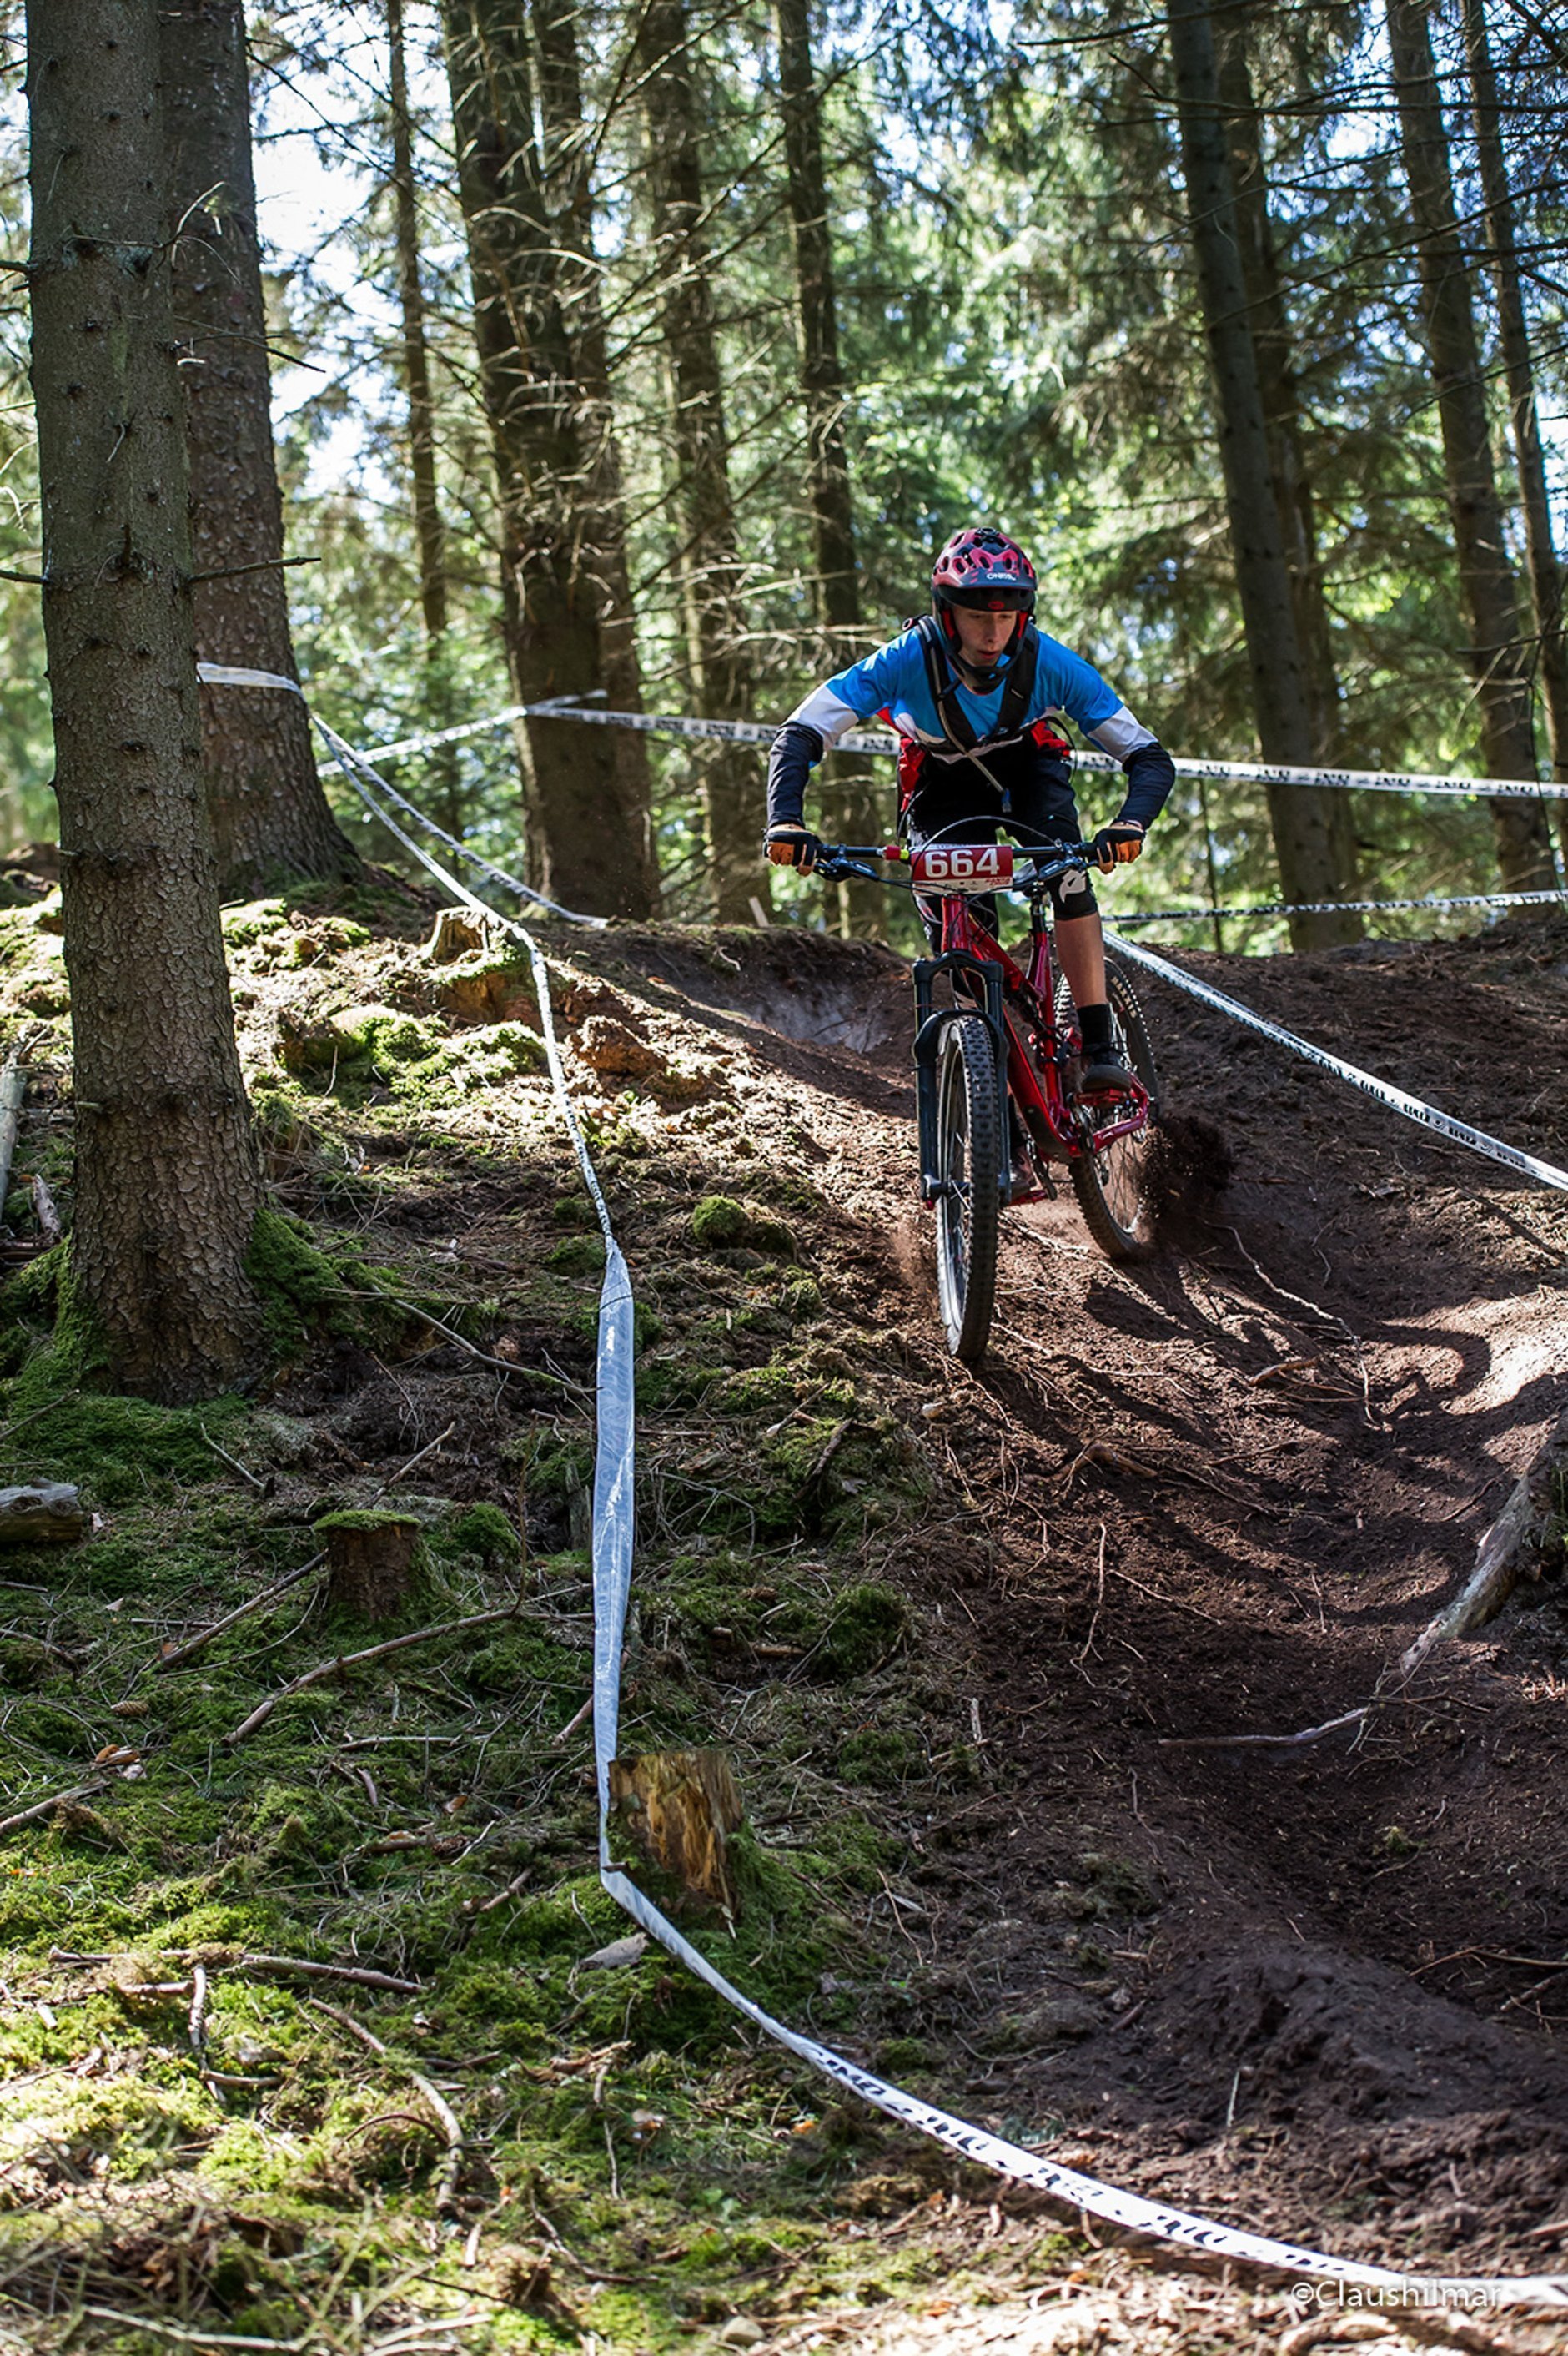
[{"left": 580, "top": 911, "right": 1568, "bottom": 2285}]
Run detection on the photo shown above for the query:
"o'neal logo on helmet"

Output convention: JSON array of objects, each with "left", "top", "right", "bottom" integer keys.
[
  {"left": 931, "top": 527, "right": 1038, "bottom": 687},
  {"left": 932, "top": 527, "right": 1037, "bottom": 603}
]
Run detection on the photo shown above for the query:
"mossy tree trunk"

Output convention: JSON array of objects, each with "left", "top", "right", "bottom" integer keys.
[
  {"left": 159, "top": 0, "right": 360, "bottom": 898},
  {"left": 27, "top": 0, "right": 261, "bottom": 1401}
]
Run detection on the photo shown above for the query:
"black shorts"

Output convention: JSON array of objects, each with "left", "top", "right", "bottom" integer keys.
[{"left": 904, "top": 763, "right": 1098, "bottom": 944}]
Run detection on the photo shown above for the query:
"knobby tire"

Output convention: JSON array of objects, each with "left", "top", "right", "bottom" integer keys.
[
  {"left": 1058, "top": 959, "right": 1159, "bottom": 1262},
  {"left": 935, "top": 1015, "right": 1001, "bottom": 1362}
]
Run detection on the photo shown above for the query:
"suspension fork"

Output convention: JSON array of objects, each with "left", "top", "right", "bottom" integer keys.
[{"left": 911, "top": 949, "right": 1013, "bottom": 1206}]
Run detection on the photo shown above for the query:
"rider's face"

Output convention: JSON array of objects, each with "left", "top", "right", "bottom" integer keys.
[{"left": 952, "top": 602, "right": 1018, "bottom": 666}]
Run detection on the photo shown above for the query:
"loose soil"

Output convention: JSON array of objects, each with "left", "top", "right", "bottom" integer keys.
[{"left": 2, "top": 888, "right": 1565, "bottom": 2353}]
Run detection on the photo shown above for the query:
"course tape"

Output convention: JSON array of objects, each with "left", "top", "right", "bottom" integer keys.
[
  {"left": 1116, "top": 887, "right": 1567, "bottom": 926},
  {"left": 197, "top": 666, "right": 601, "bottom": 928},
  {"left": 201, "top": 668, "right": 1568, "bottom": 2306},
  {"left": 200, "top": 663, "right": 1568, "bottom": 805},
  {"left": 1107, "top": 933, "right": 1568, "bottom": 1192},
  {"left": 521, "top": 692, "right": 1568, "bottom": 803}
]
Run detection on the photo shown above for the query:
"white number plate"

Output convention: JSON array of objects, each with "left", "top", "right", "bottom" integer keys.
[{"left": 908, "top": 843, "right": 1014, "bottom": 892}]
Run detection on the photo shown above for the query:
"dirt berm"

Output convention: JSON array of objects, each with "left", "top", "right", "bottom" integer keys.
[{"left": 594, "top": 911, "right": 1568, "bottom": 2278}]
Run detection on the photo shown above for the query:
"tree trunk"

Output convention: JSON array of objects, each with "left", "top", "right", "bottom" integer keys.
[
  {"left": 532, "top": 0, "right": 661, "bottom": 909},
  {"left": 440, "top": 0, "right": 660, "bottom": 920},
  {"left": 27, "top": 0, "right": 261, "bottom": 1402},
  {"left": 1167, "top": 0, "right": 1361, "bottom": 950},
  {"left": 637, "top": 0, "right": 769, "bottom": 924},
  {"left": 1217, "top": 12, "right": 1362, "bottom": 931},
  {"left": 1460, "top": 0, "right": 1568, "bottom": 846},
  {"left": 389, "top": 0, "right": 447, "bottom": 647},
  {"left": 386, "top": 0, "right": 464, "bottom": 836},
  {"left": 1385, "top": 0, "right": 1555, "bottom": 894},
  {"left": 772, "top": 0, "right": 882, "bottom": 940},
  {"left": 159, "top": 0, "right": 359, "bottom": 898}
]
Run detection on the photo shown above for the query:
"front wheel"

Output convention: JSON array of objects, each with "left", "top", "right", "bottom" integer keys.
[
  {"left": 933, "top": 1015, "right": 1001, "bottom": 1363},
  {"left": 1056, "top": 959, "right": 1159, "bottom": 1262}
]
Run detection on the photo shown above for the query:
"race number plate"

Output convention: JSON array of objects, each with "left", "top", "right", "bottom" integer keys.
[{"left": 907, "top": 843, "right": 1015, "bottom": 892}]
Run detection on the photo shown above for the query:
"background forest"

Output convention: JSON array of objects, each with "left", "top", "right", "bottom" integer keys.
[{"left": 2, "top": 0, "right": 1566, "bottom": 953}]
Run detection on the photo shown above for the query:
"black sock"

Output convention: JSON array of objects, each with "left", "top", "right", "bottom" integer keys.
[{"left": 1078, "top": 1000, "right": 1114, "bottom": 1053}]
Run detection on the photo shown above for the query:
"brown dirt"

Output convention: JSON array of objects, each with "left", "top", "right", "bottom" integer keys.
[{"left": 550, "top": 909, "right": 1568, "bottom": 2293}]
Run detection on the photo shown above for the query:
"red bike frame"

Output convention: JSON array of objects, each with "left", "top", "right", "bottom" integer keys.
[{"left": 919, "top": 852, "right": 1151, "bottom": 1202}]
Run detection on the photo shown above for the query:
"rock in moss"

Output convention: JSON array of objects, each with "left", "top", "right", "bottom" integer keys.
[
  {"left": 691, "top": 1196, "right": 751, "bottom": 1250},
  {"left": 452, "top": 1501, "right": 520, "bottom": 1566},
  {"left": 819, "top": 1582, "right": 907, "bottom": 1677}
]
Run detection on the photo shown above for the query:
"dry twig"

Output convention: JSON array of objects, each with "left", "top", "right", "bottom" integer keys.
[
  {"left": 156, "top": 1551, "right": 326, "bottom": 1673},
  {"left": 224, "top": 1604, "right": 516, "bottom": 1744},
  {"left": 0, "top": 1778, "right": 109, "bottom": 1835},
  {"left": 304, "top": 1996, "right": 464, "bottom": 2213}
]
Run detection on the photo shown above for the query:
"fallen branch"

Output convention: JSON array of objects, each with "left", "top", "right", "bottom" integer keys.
[
  {"left": 223, "top": 1604, "right": 516, "bottom": 1744},
  {"left": 200, "top": 1425, "right": 267, "bottom": 1492},
  {"left": 324, "top": 1289, "right": 569, "bottom": 1384},
  {"left": 1400, "top": 1406, "right": 1568, "bottom": 1679},
  {"left": 1158, "top": 1706, "right": 1369, "bottom": 1752},
  {"left": 374, "top": 1420, "right": 457, "bottom": 1498},
  {"left": 304, "top": 1996, "right": 464, "bottom": 2213},
  {"left": 0, "top": 1778, "right": 108, "bottom": 1835},
  {"left": 240, "top": 1951, "right": 422, "bottom": 1996},
  {"left": 156, "top": 1551, "right": 325, "bottom": 1673},
  {"left": 28, "top": 1173, "right": 62, "bottom": 1246},
  {"left": 78, "top": 2311, "right": 303, "bottom": 2353}
]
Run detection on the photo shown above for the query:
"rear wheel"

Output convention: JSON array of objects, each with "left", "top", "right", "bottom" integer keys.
[
  {"left": 933, "top": 1015, "right": 1001, "bottom": 1362},
  {"left": 1056, "top": 959, "right": 1158, "bottom": 1261}
]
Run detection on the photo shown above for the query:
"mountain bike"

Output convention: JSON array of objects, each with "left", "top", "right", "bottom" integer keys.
[{"left": 813, "top": 830, "right": 1160, "bottom": 1362}]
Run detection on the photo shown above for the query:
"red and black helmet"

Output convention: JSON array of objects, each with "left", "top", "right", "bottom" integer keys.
[{"left": 931, "top": 527, "right": 1038, "bottom": 686}]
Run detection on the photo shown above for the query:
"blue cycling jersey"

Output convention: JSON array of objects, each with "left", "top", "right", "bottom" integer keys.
[{"left": 790, "top": 625, "right": 1155, "bottom": 763}]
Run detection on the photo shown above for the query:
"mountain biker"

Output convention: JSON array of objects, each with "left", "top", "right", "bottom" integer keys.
[{"left": 763, "top": 526, "right": 1175, "bottom": 1091}]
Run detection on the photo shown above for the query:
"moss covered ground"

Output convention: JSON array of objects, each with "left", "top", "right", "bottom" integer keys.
[{"left": 0, "top": 885, "right": 1112, "bottom": 2356}]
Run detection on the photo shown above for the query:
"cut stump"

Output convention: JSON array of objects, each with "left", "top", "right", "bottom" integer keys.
[
  {"left": 315, "top": 1510, "right": 421, "bottom": 1621},
  {"left": 0, "top": 1482, "right": 86, "bottom": 1545},
  {"left": 609, "top": 1748, "right": 744, "bottom": 1916}
]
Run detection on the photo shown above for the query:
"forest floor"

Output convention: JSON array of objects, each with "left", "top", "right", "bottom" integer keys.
[{"left": 0, "top": 873, "right": 1565, "bottom": 2356}]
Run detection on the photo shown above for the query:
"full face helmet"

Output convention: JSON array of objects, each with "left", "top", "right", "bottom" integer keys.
[{"left": 931, "top": 527, "right": 1038, "bottom": 688}]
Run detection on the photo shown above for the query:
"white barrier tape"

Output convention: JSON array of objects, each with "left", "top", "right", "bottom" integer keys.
[
  {"left": 199, "top": 662, "right": 1568, "bottom": 2304},
  {"left": 199, "top": 658, "right": 1568, "bottom": 804},
  {"left": 1116, "top": 888, "right": 1567, "bottom": 927},
  {"left": 1107, "top": 932, "right": 1568, "bottom": 1191},
  {"left": 317, "top": 707, "right": 531, "bottom": 775},
  {"left": 524, "top": 694, "right": 1568, "bottom": 802},
  {"left": 198, "top": 665, "right": 601, "bottom": 928},
  {"left": 196, "top": 662, "right": 306, "bottom": 692}
]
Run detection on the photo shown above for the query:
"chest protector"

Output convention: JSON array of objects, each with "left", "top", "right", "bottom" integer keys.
[{"left": 914, "top": 614, "right": 1041, "bottom": 755}]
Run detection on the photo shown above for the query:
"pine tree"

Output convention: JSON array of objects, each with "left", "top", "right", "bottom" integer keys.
[
  {"left": 27, "top": 0, "right": 260, "bottom": 1399},
  {"left": 160, "top": 0, "right": 359, "bottom": 896},
  {"left": 637, "top": 0, "right": 771, "bottom": 924},
  {"left": 1166, "top": 0, "right": 1362, "bottom": 948},
  {"left": 1385, "top": 0, "right": 1555, "bottom": 893},
  {"left": 440, "top": 0, "right": 660, "bottom": 919}
]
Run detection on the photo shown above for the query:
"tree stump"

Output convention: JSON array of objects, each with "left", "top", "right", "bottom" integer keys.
[
  {"left": 316, "top": 1510, "right": 421, "bottom": 1620},
  {"left": 0, "top": 1483, "right": 86, "bottom": 1544},
  {"left": 609, "top": 1748, "right": 744, "bottom": 1917}
]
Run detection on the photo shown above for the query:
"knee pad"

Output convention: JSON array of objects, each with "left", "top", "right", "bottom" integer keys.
[{"left": 1049, "top": 864, "right": 1098, "bottom": 920}]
